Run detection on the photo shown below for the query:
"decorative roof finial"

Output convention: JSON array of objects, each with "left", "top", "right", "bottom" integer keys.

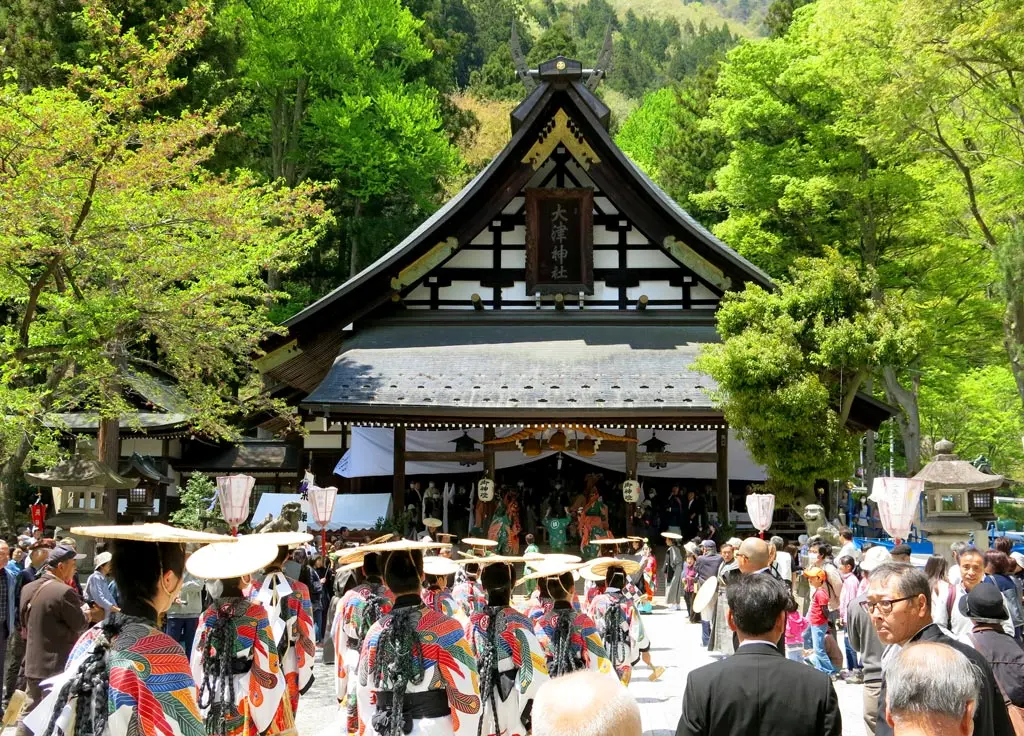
[
  {"left": 511, "top": 22, "right": 537, "bottom": 93},
  {"left": 586, "top": 24, "right": 614, "bottom": 92}
]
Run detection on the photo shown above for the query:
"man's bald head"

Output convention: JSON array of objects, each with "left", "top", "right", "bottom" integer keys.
[
  {"left": 737, "top": 538, "right": 771, "bottom": 574},
  {"left": 886, "top": 641, "right": 980, "bottom": 736},
  {"left": 533, "top": 672, "right": 641, "bottom": 736}
]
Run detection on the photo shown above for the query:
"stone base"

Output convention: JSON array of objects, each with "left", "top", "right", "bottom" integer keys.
[{"left": 920, "top": 515, "right": 989, "bottom": 562}]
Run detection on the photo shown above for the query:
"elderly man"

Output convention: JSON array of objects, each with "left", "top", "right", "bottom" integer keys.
[
  {"left": 865, "top": 562, "right": 1010, "bottom": 736},
  {"left": 885, "top": 642, "right": 981, "bottom": 736},
  {"left": 848, "top": 546, "right": 891, "bottom": 735},
  {"left": 533, "top": 671, "right": 641, "bottom": 736},
  {"left": 677, "top": 574, "right": 841, "bottom": 736},
  {"left": 732, "top": 537, "right": 789, "bottom": 653},
  {"left": 694, "top": 541, "right": 723, "bottom": 647},
  {"left": 3, "top": 538, "right": 54, "bottom": 710},
  {"left": 958, "top": 582, "right": 1024, "bottom": 709},
  {"left": 771, "top": 536, "right": 792, "bottom": 584},
  {"left": 949, "top": 541, "right": 969, "bottom": 587},
  {"left": 950, "top": 548, "right": 1014, "bottom": 639}
]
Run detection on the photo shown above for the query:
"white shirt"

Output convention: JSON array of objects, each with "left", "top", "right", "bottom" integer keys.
[
  {"left": 774, "top": 551, "right": 793, "bottom": 583},
  {"left": 738, "top": 638, "right": 778, "bottom": 648},
  {"left": 838, "top": 542, "right": 860, "bottom": 563},
  {"left": 948, "top": 565, "right": 962, "bottom": 586}
]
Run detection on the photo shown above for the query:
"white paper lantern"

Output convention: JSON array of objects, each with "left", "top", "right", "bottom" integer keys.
[
  {"left": 745, "top": 493, "right": 775, "bottom": 536},
  {"left": 477, "top": 478, "right": 495, "bottom": 502},
  {"left": 307, "top": 485, "right": 338, "bottom": 530},
  {"left": 622, "top": 480, "right": 641, "bottom": 503},
  {"left": 216, "top": 474, "right": 255, "bottom": 534},
  {"left": 870, "top": 477, "right": 924, "bottom": 542}
]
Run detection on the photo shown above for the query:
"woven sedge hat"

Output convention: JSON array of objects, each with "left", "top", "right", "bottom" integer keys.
[
  {"left": 71, "top": 523, "right": 235, "bottom": 544},
  {"left": 187, "top": 538, "right": 279, "bottom": 580},
  {"left": 542, "top": 553, "right": 583, "bottom": 564},
  {"left": 662, "top": 531, "right": 683, "bottom": 541},
  {"left": 455, "top": 555, "right": 527, "bottom": 567},
  {"left": 423, "top": 517, "right": 443, "bottom": 529},
  {"left": 253, "top": 531, "right": 314, "bottom": 549},
  {"left": 591, "top": 538, "right": 631, "bottom": 546},
  {"left": 336, "top": 538, "right": 449, "bottom": 565},
  {"left": 579, "top": 557, "right": 617, "bottom": 582},
  {"left": 423, "top": 556, "right": 459, "bottom": 576},
  {"left": 339, "top": 560, "right": 363, "bottom": 573},
  {"left": 461, "top": 537, "right": 498, "bottom": 548},
  {"left": 589, "top": 557, "right": 641, "bottom": 577}
]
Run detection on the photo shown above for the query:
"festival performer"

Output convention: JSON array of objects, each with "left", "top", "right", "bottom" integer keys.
[
  {"left": 586, "top": 559, "right": 664, "bottom": 685},
  {"left": 451, "top": 562, "right": 487, "bottom": 619},
  {"left": 357, "top": 544, "right": 482, "bottom": 736},
  {"left": 248, "top": 532, "right": 316, "bottom": 715},
  {"left": 486, "top": 495, "right": 521, "bottom": 556},
  {"left": 577, "top": 477, "right": 612, "bottom": 559},
  {"left": 527, "top": 562, "right": 614, "bottom": 679},
  {"left": 464, "top": 557, "right": 549, "bottom": 736},
  {"left": 421, "top": 555, "right": 460, "bottom": 617},
  {"left": 636, "top": 541, "right": 657, "bottom": 614},
  {"left": 522, "top": 535, "right": 541, "bottom": 596},
  {"left": 332, "top": 547, "right": 396, "bottom": 736},
  {"left": 662, "top": 532, "right": 685, "bottom": 611},
  {"left": 542, "top": 510, "right": 572, "bottom": 554},
  {"left": 25, "top": 523, "right": 229, "bottom": 736},
  {"left": 188, "top": 538, "right": 289, "bottom": 736},
  {"left": 579, "top": 559, "right": 611, "bottom": 606}
]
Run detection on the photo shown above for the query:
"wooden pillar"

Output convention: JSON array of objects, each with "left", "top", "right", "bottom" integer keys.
[
  {"left": 483, "top": 427, "right": 496, "bottom": 479},
  {"left": 625, "top": 427, "right": 637, "bottom": 537},
  {"left": 98, "top": 417, "right": 120, "bottom": 523},
  {"left": 393, "top": 427, "right": 406, "bottom": 515},
  {"left": 716, "top": 427, "right": 729, "bottom": 527}
]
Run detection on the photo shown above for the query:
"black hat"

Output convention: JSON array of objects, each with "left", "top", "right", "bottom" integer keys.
[
  {"left": 45, "top": 545, "right": 82, "bottom": 567},
  {"left": 959, "top": 582, "right": 1008, "bottom": 622},
  {"left": 890, "top": 544, "right": 912, "bottom": 557}
]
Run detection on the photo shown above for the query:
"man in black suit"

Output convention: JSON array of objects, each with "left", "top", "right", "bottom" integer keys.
[
  {"left": 865, "top": 562, "right": 1011, "bottom": 736},
  {"left": 676, "top": 574, "right": 842, "bottom": 736}
]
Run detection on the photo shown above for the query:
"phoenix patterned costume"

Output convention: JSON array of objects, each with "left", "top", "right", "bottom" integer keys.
[
  {"left": 357, "top": 595, "right": 482, "bottom": 736},
  {"left": 587, "top": 589, "right": 650, "bottom": 684},
  {"left": 248, "top": 572, "right": 315, "bottom": 714},
  {"left": 190, "top": 599, "right": 286, "bottom": 736},
  {"left": 533, "top": 602, "right": 614, "bottom": 678},
  {"left": 332, "top": 582, "right": 395, "bottom": 735},
  {"left": 421, "top": 587, "right": 458, "bottom": 618},
  {"left": 464, "top": 608, "right": 549, "bottom": 736},
  {"left": 450, "top": 580, "right": 486, "bottom": 621},
  {"left": 37, "top": 614, "right": 204, "bottom": 736}
]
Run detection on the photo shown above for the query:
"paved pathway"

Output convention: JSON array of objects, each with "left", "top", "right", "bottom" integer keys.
[{"left": 296, "top": 604, "right": 865, "bottom": 736}]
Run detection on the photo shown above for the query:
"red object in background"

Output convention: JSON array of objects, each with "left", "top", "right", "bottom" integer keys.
[{"left": 30, "top": 500, "right": 47, "bottom": 530}]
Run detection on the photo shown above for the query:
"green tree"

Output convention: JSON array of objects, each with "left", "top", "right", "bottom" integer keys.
[
  {"left": 527, "top": 21, "right": 578, "bottom": 65},
  {"left": 696, "top": 252, "right": 917, "bottom": 503},
  {"left": 170, "top": 473, "right": 219, "bottom": 531},
  {"left": 0, "top": 0, "right": 331, "bottom": 526}
]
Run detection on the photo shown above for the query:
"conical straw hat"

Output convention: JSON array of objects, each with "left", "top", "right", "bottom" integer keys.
[
  {"left": 71, "top": 523, "right": 235, "bottom": 544},
  {"left": 187, "top": 538, "right": 279, "bottom": 580}
]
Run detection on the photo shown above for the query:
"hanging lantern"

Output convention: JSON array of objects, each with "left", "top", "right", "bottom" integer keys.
[
  {"left": 870, "top": 477, "right": 925, "bottom": 543},
  {"left": 746, "top": 493, "right": 776, "bottom": 539},
  {"left": 641, "top": 431, "right": 669, "bottom": 469},
  {"left": 548, "top": 429, "right": 568, "bottom": 451},
  {"left": 450, "top": 432, "right": 480, "bottom": 467},
  {"left": 522, "top": 438, "right": 542, "bottom": 457},
  {"left": 29, "top": 496, "right": 47, "bottom": 532},
  {"left": 477, "top": 478, "right": 495, "bottom": 502},
  {"left": 622, "top": 479, "right": 641, "bottom": 503},
  {"left": 577, "top": 438, "right": 597, "bottom": 457},
  {"left": 216, "top": 474, "right": 255, "bottom": 536},
  {"left": 307, "top": 484, "right": 339, "bottom": 556}
]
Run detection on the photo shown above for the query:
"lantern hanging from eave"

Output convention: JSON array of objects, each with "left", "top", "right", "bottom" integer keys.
[
  {"left": 216, "top": 474, "right": 255, "bottom": 536},
  {"left": 577, "top": 437, "right": 597, "bottom": 457},
  {"left": 623, "top": 480, "right": 641, "bottom": 503},
  {"left": 450, "top": 432, "right": 480, "bottom": 466},
  {"left": 307, "top": 483, "right": 338, "bottom": 556},
  {"left": 746, "top": 493, "right": 775, "bottom": 539},
  {"left": 548, "top": 429, "right": 568, "bottom": 452},
  {"left": 641, "top": 431, "right": 669, "bottom": 469},
  {"left": 477, "top": 478, "right": 495, "bottom": 502},
  {"left": 522, "top": 438, "right": 542, "bottom": 457}
]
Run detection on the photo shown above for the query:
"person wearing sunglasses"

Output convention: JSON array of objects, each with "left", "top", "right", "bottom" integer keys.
[{"left": 865, "top": 562, "right": 1011, "bottom": 736}]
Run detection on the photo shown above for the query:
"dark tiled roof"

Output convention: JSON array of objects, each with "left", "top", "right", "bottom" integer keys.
[
  {"left": 179, "top": 441, "right": 301, "bottom": 472},
  {"left": 304, "top": 322, "right": 720, "bottom": 412}
]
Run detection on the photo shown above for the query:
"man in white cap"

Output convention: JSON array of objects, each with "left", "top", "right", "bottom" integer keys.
[
  {"left": 84, "top": 551, "right": 118, "bottom": 617},
  {"left": 847, "top": 545, "right": 891, "bottom": 734}
]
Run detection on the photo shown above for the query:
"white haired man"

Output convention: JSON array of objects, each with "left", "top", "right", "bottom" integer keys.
[
  {"left": 885, "top": 641, "right": 981, "bottom": 736},
  {"left": 533, "top": 670, "right": 641, "bottom": 736}
]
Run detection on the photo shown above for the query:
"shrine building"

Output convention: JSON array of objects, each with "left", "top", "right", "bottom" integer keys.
[{"left": 258, "top": 57, "right": 892, "bottom": 531}]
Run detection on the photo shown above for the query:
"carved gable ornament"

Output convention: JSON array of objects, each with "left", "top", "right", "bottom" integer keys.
[{"left": 521, "top": 108, "right": 601, "bottom": 170}]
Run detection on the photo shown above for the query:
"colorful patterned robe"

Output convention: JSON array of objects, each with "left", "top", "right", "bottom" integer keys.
[
  {"left": 586, "top": 590, "right": 649, "bottom": 683},
  {"left": 332, "top": 582, "right": 395, "bottom": 735},
  {"left": 577, "top": 498, "right": 611, "bottom": 559},
  {"left": 450, "top": 580, "right": 486, "bottom": 620},
  {"left": 53, "top": 618, "right": 204, "bottom": 736},
  {"left": 421, "top": 587, "right": 458, "bottom": 617},
  {"left": 249, "top": 572, "right": 315, "bottom": 714},
  {"left": 486, "top": 498, "right": 520, "bottom": 556},
  {"left": 533, "top": 604, "right": 614, "bottom": 678},
  {"left": 190, "top": 599, "right": 286, "bottom": 736},
  {"left": 517, "top": 593, "right": 552, "bottom": 626},
  {"left": 464, "top": 608, "right": 548, "bottom": 736},
  {"left": 585, "top": 582, "right": 606, "bottom": 606},
  {"left": 357, "top": 603, "right": 482, "bottom": 736}
]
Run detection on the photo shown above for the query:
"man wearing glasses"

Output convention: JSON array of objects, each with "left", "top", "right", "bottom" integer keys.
[{"left": 865, "top": 562, "right": 1011, "bottom": 736}]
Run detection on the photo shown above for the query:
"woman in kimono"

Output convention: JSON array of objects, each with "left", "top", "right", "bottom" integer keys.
[
  {"left": 357, "top": 545, "right": 482, "bottom": 736},
  {"left": 248, "top": 532, "right": 316, "bottom": 716},
  {"left": 637, "top": 542, "right": 657, "bottom": 614},
  {"left": 30, "top": 523, "right": 229, "bottom": 736},
  {"left": 451, "top": 562, "right": 487, "bottom": 620},
  {"left": 333, "top": 550, "right": 394, "bottom": 736},
  {"left": 586, "top": 560, "right": 664, "bottom": 685},
  {"left": 662, "top": 532, "right": 684, "bottom": 611},
  {"left": 464, "top": 557, "right": 548, "bottom": 736},
  {"left": 187, "top": 539, "right": 288, "bottom": 736},
  {"left": 529, "top": 563, "right": 614, "bottom": 680},
  {"left": 421, "top": 555, "right": 460, "bottom": 618}
]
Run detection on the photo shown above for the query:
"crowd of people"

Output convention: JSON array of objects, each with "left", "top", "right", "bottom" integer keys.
[{"left": 1, "top": 518, "right": 1022, "bottom": 736}]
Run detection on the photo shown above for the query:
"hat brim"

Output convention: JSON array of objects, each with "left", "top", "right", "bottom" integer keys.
[
  {"left": 590, "top": 538, "right": 631, "bottom": 545},
  {"left": 252, "top": 531, "right": 314, "bottom": 548},
  {"left": 958, "top": 591, "right": 1008, "bottom": 622},
  {"left": 455, "top": 555, "right": 527, "bottom": 566},
  {"left": 71, "top": 523, "right": 235, "bottom": 544},
  {"left": 517, "top": 561, "right": 585, "bottom": 585},
  {"left": 339, "top": 561, "right": 363, "bottom": 573},
  {"left": 423, "top": 557, "right": 459, "bottom": 576},
  {"left": 336, "top": 539, "right": 449, "bottom": 565},
  {"left": 580, "top": 557, "right": 617, "bottom": 581},
  {"left": 461, "top": 537, "right": 498, "bottom": 547},
  {"left": 589, "top": 558, "right": 641, "bottom": 577},
  {"left": 187, "top": 539, "right": 279, "bottom": 580},
  {"left": 661, "top": 532, "right": 683, "bottom": 540}
]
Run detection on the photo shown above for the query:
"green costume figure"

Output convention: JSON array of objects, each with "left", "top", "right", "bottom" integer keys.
[
  {"left": 523, "top": 537, "right": 541, "bottom": 595},
  {"left": 544, "top": 515, "right": 571, "bottom": 553}
]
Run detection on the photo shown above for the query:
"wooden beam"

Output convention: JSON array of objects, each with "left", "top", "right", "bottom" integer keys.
[
  {"left": 393, "top": 427, "right": 406, "bottom": 514},
  {"left": 625, "top": 427, "right": 637, "bottom": 537},
  {"left": 716, "top": 427, "right": 729, "bottom": 525},
  {"left": 405, "top": 451, "right": 484, "bottom": 463},
  {"left": 483, "top": 427, "right": 496, "bottom": 479},
  {"left": 638, "top": 452, "right": 718, "bottom": 464}
]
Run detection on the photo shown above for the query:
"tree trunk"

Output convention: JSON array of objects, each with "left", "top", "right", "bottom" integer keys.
[
  {"left": 882, "top": 365, "right": 921, "bottom": 474},
  {"left": 348, "top": 201, "right": 362, "bottom": 278},
  {"left": 864, "top": 379, "right": 877, "bottom": 492},
  {"left": 0, "top": 361, "right": 71, "bottom": 531},
  {"left": 1000, "top": 267, "right": 1024, "bottom": 409},
  {"left": 98, "top": 416, "right": 121, "bottom": 523}
]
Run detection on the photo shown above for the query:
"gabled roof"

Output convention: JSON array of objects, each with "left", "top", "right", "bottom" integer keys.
[{"left": 268, "top": 57, "right": 772, "bottom": 351}]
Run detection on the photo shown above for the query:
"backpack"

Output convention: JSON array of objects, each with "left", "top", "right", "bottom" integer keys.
[{"left": 823, "top": 564, "right": 843, "bottom": 612}]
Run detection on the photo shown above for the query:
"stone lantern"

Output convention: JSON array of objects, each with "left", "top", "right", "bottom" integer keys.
[{"left": 912, "top": 439, "right": 1003, "bottom": 560}]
